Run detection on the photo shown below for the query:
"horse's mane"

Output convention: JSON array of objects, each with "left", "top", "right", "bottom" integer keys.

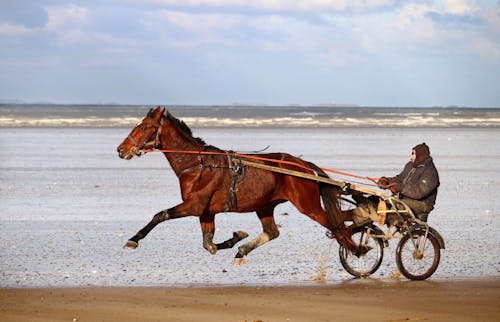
[{"left": 163, "top": 110, "right": 210, "bottom": 148}]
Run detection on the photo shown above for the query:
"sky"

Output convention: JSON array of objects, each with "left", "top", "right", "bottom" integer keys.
[{"left": 0, "top": 0, "right": 499, "bottom": 107}]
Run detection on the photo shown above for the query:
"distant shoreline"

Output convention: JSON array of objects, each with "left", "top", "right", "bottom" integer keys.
[
  {"left": 2, "top": 101, "right": 500, "bottom": 107},
  {"left": 2, "top": 102, "right": 500, "bottom": 109}
]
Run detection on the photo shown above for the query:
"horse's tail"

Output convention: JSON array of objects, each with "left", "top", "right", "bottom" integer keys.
[
  {"left": 308, "top": 162, "right": 357, "bottom": 252},
  {"left": 307, "top": 162, "right": 342, "bottom": 228}
]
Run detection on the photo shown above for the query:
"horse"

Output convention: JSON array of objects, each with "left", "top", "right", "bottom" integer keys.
[{"left": 117, "top": 106, "right": 359, "bottom": 266}]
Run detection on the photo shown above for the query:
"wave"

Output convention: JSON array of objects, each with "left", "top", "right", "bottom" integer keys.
[
  {"left": 0, "top": 117, "right": 140, "bottom": 127},
  {"left": 1, "top": 116, "right": 500, "bottom": 128},
  {"left": 1, "top": 105, "right": 499, "bottom": 128}
]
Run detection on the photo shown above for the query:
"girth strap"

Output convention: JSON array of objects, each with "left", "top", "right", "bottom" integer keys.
[
  {"left": 173, "top": 151, "right": 245, "bottom": 212},
  {"left": 223, "top": 154, "right": 244, "bottom": 212}
]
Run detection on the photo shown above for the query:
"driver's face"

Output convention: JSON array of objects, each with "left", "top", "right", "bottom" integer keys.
[{"left": 411, "top": 150, "right": 416, "bottom": 163}]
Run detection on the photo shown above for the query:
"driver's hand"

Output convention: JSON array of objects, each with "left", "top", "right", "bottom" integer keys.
[{"left": 377, "top": 177, "right": 389, "bottom": 188}]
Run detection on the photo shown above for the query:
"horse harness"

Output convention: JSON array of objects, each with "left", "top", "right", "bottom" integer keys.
[
  {"left": 177, "top": 149, "right": 245, "bottom": 212},
  {"left": 127, "top": 118, "right": 163, "bottom": 153},
  {"left": 130, "top": 116, "right": 245, "bottom": 212}
]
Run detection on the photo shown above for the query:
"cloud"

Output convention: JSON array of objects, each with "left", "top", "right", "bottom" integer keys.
[
  {"left": 0, "top": 23, "right": 34, "bottom": 36},
  {"left": 481, "top": 4, "right": 500, "bottom": 35},
  {"left": 45, "top": 4, "right": 89, "bottom": 32},
  {"left": 3, "top": 1, "right": 498, "bottom": 62},
  {"left": 0, "top": 0, "right": 499, "bottom": 105},
  {"left": 441, "top": 0, "right": 477, "bottom": 15},
  {"left": 133, "top": 0, "right": 398, "bottom": 13}
]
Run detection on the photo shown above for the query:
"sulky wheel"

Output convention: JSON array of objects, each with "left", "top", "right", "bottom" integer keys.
[
  {"left": 396, "top": 229, "right": 440, "bottom": 280},
  {"left": 339, "top": 226, "right": 384, "bottom": 278}
]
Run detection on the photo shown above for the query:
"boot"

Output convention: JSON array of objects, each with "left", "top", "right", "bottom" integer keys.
[{"left": 352, "top": 205, "right": 373, "bottom": 226}]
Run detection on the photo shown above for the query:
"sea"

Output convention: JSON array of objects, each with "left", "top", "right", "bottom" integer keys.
[
  {"left": 1, "top": 104, "right": 499, "bottom": 128},
  {"left": 0, "top": 104, "right": 499, "bottom": 287}
]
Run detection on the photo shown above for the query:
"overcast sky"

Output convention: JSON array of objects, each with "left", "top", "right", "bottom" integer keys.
[{"left": 1, "top": 0, "right": 499, "bottom": 106}]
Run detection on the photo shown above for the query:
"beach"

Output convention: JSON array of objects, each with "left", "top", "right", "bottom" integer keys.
[
  {"left": 1, "top": 106, "right": 499, "bottom": 320},
  {"left": 1, "top": 278, "right": 499, "bottom": 322}
]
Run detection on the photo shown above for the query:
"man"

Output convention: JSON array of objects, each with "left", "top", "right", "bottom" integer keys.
[{"left": 352, "top": 143, "right": 440, "bottom": 225}]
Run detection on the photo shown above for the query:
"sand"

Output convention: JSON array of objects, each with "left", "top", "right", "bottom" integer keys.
[{"left": 1, "top": 278, "right": 499, "bottom": 322}]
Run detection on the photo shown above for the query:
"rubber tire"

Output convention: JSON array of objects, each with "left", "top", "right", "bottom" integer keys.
[
  {"left": 339, "top": 226, "right": 384, "bottom": 278},
  {"left": 396, "top": 229, "right": 440, "bottom": 280}
]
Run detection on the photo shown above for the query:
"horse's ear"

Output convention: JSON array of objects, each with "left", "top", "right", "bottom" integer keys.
[
  {"left": 148, "top": 106, "right": 164, "bottom": 119},
  {"left": 147, "top": 108, "right": 154, "bottom": 117}
]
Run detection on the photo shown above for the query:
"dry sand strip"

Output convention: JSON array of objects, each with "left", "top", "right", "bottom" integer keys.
[{"left": 1, "top": 278, "right": 499, "bottom": 322}]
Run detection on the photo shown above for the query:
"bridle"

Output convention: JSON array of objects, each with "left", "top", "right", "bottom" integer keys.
[{"left": 127, "top": 117, "right": 164, "bottom": 156}]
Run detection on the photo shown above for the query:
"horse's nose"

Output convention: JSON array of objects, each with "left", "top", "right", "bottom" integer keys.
[{"left": 117, "top": 145, "right": 125, "bottom": 158}]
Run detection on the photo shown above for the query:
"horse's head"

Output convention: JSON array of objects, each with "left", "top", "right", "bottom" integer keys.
[{"left": 117, "top": 106, "right": 165, "bottom": 160}]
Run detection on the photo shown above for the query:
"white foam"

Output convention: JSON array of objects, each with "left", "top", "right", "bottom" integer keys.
[{"left": 1, "top": 116, "right": 500, "bottom": 127}]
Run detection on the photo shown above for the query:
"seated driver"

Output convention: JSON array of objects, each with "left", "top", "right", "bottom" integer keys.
[{"left": 351, "top": 143, "right": 440, "bottom": 225}]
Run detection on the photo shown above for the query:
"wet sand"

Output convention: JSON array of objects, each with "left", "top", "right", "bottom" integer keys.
[{"left": 1, "top": 278, "right": 499, "bottom": 322}]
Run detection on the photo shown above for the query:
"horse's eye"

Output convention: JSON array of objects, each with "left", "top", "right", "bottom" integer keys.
[{"left": 140, "top": 126, "right": 147, "bottom": 132}]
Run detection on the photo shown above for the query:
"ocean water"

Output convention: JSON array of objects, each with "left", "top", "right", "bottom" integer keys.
[
  {"left": 0, "top": 106, "right": 499, "bottom": 287},
  {"left": 1, "top": 104, "right": 499, "bottom": 127}
]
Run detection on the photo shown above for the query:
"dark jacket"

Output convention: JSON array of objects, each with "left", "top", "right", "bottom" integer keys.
[{"left": 388, "top": 157, "right": 440, "bottom": 211}]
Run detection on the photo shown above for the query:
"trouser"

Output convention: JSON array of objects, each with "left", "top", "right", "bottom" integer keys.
[
  {"left": 398, "top": 197, "right": 429, "bottom": 215},
  {"left": 397, "top": 197, "right": 430, "bottom": 222},
  {"left": 351, "top": 194, "right": 430, "bottom": 226},
  {"left": 351, "top": 194, "right": 381, "bottom": 226}
]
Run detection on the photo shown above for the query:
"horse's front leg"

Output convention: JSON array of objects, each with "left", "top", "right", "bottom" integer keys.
[
  {"left": 199, "top": 214, "right": 249, "bottom": 255},
  {"left": 124, "top": 210, "right": 170, "bottom": 249},
  {"left": 200, "top": 214, "right": 217, "bottom": 255},
  {"left": 124, "top": 201, "right": 204, "bottom": 249}
]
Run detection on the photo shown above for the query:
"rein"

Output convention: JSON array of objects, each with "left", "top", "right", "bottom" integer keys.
[
  {"left": 131, "top": 113, "right": 379, "bottom": 185},
  {"left": 142, "top": 148, "right": 380, "bottom": 184}
]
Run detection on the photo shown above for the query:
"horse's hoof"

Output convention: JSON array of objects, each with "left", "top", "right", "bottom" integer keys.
[
  {"left": 234, "top": 231, "right": 249, "bottom": 240},
  {"left": 233, "top": 257, "right": 245, "bottom": 267},
  {"left": 355, "top": 245, "right": 373, "bottom": 257},
  {"left": 124, "top": 240, "right": 138, "bottom": 249},
  {"left": 208, "top": 244, "right": 217, "bottom": 255}
]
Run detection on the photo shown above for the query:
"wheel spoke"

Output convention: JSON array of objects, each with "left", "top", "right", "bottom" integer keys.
[
  {"left": 396, "top": 230, "right": 440, "bottom": 280},
  {"left": 339, "top": 227, "right": 384, "bottom": 278}
]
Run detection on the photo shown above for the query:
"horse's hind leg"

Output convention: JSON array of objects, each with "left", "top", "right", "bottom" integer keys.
[
  {"left": 216, "top": 231, "right": 249, "bottom": 250},
  {"left": 233, "top": 206, "right": 279, "bottom": 267},
  {"left": 289, "top": 192, "right": 359, "bottom": 253},
  {"left": 200, "top": 214, "right": 249, "bottom": 255}
]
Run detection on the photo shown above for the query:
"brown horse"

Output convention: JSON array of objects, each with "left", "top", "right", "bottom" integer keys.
[{"left": 117, "top": 106, "right": 358, "bottom": 266}]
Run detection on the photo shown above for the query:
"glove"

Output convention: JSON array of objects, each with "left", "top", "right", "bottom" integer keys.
[{"left": 377, "top": 177, "right": 389, "bottom": 188}]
